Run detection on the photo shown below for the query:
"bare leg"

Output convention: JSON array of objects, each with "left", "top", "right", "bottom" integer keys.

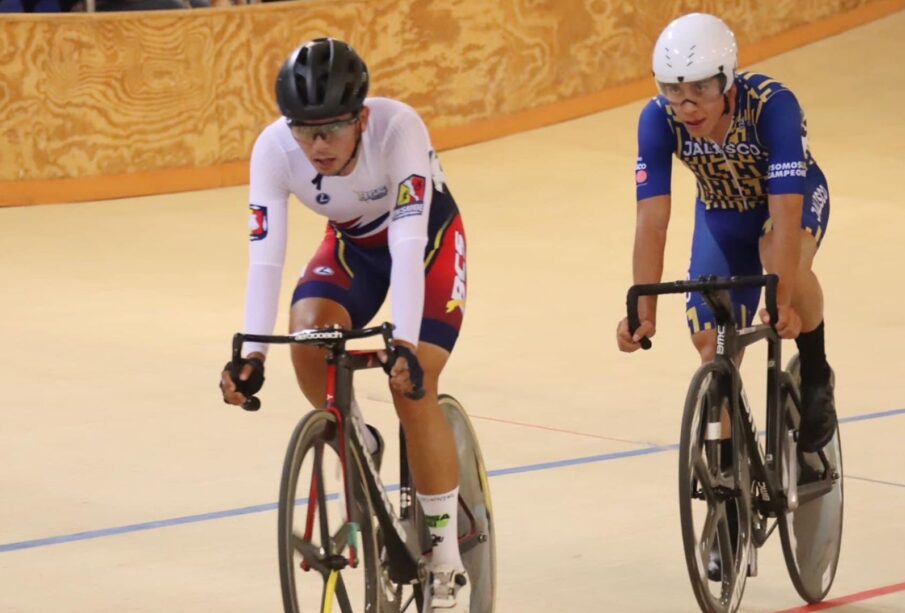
[
  {"left": 391, "top": 342, "right": 459, "bottom": 495},
  {"left": 760, "top": 229, "right": 822, "bottom": 332}
]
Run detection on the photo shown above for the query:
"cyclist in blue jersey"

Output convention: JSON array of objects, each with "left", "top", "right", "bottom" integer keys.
[{"left": 615, "top": 13, "right": 836, "bottom": 454}]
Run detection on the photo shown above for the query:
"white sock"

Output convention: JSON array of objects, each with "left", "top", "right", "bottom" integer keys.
[
  {"left": 417, "top": 487, "right": 463, "bottom": 569},
  {"left": 350, "top": 396, "right": 378, "bottom": 454}
]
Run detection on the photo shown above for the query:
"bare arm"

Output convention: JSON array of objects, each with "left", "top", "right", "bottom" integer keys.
[
  {"left": 760, "top": 193, "right": 804, "bottom": 338},
  {"left": 765, "top": 193, "right": 803, "bottom": 307},
  {"left": 633, "top": 194, "right": 672, "bottom": 325},
  {"left": 617, "top": 194, "right": 671, "bottom": 351}
]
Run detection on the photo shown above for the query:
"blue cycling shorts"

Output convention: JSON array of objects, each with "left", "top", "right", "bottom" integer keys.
[{"left": 685, "top": 165, "right": 829, "bottom": 334}]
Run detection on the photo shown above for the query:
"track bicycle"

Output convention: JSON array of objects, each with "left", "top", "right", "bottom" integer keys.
[
  {"left": 626, "top": 274, "right": 843, "bottom": 613},
  {"left": 230, "top": 323, "right": 496, "bottom": 612}
]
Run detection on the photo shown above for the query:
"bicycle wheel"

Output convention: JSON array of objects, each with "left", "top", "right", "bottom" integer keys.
[
  {"left": 678, "top": 364, "right": 753, "bottom": 613},
  {"left": 278, "top": 409, "right": 383, "bottom": 613},
  {"left": 435, "top": 394, "right": 496, "bottom": 613},
  {"left": 778, "top": 354, "right": 843, "bottom": 603}
]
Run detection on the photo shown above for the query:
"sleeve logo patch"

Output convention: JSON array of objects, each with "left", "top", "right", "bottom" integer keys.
[
  {"left": 635, "top": 157, "right": 648, "bottom": 185},
  {"left": 249, "top": 204, "right": 268, "bottom": 241},
  {"left": 393, "top": 174, "right": 426, "bottom": 221},
  {"left": 396, "top": 174, "right": 426, "bottom": 206}
]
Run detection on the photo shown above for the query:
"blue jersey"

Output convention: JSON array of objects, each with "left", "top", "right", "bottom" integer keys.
[{"left": 635, "top": 72, "right": 818, "bottom": 211}]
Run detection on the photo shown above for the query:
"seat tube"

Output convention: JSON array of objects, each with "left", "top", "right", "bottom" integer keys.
[{"left": 333, "top": 354, "right": 353, "bottom": 417}]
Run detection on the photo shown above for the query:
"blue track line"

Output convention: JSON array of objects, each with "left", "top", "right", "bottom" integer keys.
[{"left": 1, "top": 405, "right": 901, "bottom": 554}]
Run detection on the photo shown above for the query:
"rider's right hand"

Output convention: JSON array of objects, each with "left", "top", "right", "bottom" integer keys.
[
  {"left": 616, "top": 317, "right": 655, "bottom": 353},
  {"left": 220, "top": 353, "right": 266, "bottom": 405}
]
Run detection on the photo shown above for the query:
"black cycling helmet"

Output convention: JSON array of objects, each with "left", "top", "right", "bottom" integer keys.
[{"left": 275, "top": 38, "right": 369, "bottom": 124}]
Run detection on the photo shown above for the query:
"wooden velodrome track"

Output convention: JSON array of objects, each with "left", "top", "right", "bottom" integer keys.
[{"left": 2, "top": 11, "right": 904, "bottom": 613}]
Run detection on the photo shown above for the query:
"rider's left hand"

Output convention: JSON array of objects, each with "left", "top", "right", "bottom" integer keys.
[
  {"left": 379, "top": 341, "right": 421, "bottom": 397},
  {"left": 759, "top": 304, "right": 802, "bottom": 339}
]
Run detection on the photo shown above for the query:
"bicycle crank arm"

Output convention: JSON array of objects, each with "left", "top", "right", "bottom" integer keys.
[{"left": 796, "top": 480, "right": 836, "bottom": 506}]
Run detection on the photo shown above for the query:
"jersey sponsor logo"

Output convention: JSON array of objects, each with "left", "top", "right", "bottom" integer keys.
[
  {"left": 800, "top": 113, "right": 809, "bottom": 155},
  {"left": 396, "top": 174, "right": 426, "bottom": 206},
  {"left": 810, "top": 184, "right": 828, "bottom": 223},
  {"left": 446, "top": 230, "right": 466, "bottom": 314},
  {"left": 393, "top": 174, "right": 426, "bottom": 221},
  {"left": 314, "top": 266, "right": 334, "bottom": 276},
  {"left": 355, "top": 186, "right": 389, "bottom": 201},
  {"left": 430, "top": 150, "right": 446, "bottom": 192},
  {"left": 767, "top": 161, "right": 807, "bottom": 179},
  {"left": 249, "top": 204, "right": 268, "bottom": 241},
  {"left": 316, "top": 192, "right": 331, "bottom": 205},
  {"left": 682, "top": 140, "right": 763, "bottom": 157}
]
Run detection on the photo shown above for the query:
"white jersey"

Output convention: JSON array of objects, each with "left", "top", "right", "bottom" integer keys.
[{"left": 242, "top": 97, "right": 442, "bottom": 355}]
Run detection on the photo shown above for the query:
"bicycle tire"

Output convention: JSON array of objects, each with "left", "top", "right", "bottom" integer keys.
[
  {"left": 277, "top": 409, "right": 383, "bottom": 613},
  {"left": 412, "top": 395, "right": 496, "bottom": 612},
  {"left": 778, "top": 354, "right": 844, "bottom": 603},
  {"left": 678, "top": 363, "right": 753, "bottom": 613}
]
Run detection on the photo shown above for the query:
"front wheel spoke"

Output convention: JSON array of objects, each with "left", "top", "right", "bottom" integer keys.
[
  {"left": 692, "top": 453, "right": 716, "bottom": 499},
  {"left": 292, "top": 532, "right": 330, "bottom": 573},
  {"left": 717, "top": 517, "right": 737, "bottom": 584},
  {"left": 333, "top": 572, "right": 354, "bottom": 613},
  {"left": 314, "top": 446, "right": 334, "bottom": 547},
  {"left": 332, "top": 522, "right": 355, "bottom": 553},
  {"left": 700, "top": 503, "right": 723, "bottom": 555}
]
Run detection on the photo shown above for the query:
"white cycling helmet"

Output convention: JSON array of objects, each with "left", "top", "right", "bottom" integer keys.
[{"left": 652, "top": 13, "right": 737, "bottom": 93}]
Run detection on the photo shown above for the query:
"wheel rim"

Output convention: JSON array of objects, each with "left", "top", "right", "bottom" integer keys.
[
  {"left": 278, "top": 411, "right": 379, "bottom": 612},
  {"left": 679, "top": 368, "right": 752, "bottom": 613}
]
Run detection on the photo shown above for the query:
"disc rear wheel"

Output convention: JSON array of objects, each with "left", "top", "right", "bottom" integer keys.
[
  {"left": 778, "top": 355, "right": 844, "bottom": 603},
  {"left": 414, "top": 395, "right": 496, "bottom": 612}
]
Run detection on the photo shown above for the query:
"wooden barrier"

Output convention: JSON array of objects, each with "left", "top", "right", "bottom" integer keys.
[{"left": 1, "top": 0, "right": 903, "bottom": 206}]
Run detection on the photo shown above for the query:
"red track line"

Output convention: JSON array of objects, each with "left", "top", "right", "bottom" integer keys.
[
  {"left": 467, "top": 413, "right": 656, "bottom": 447},
  {"left": 773, "top": 581, "right": 905, "bottom": 612}
]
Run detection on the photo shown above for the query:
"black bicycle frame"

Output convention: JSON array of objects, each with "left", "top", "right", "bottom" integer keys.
[{"left": 627, "top": 275, "right": 795, "bottom": 518}]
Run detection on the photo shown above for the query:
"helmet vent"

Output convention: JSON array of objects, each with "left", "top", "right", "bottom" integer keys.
[{"left": 296, "top": 75, "right": 309, "bottom": 105}]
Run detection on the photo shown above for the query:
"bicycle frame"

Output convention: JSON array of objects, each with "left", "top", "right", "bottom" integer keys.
[
  {"left": 627, "top": 276, "right": 794, "bottom": 524},
  {"left": 700, "top": 288, "right": 789, "bottom": 534},
  {"left": 698, "top": 293, "right": 836, "bottom": 525},
  {"left": 628, "top": 275, "right": 844, "bottom": 609},
  {"left": 232, "top": 324, "right": 487, "bottom": 589}
]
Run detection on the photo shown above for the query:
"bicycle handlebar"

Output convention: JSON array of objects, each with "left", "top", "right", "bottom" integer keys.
[
  {"left": 626, "top": 274, "right": 779, "bottom": 350},
  {"left": 229, "top": 322, "right": 425, "bottom": 411}
]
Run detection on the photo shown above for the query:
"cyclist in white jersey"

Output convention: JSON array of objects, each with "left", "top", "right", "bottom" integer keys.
[{"left": 219, "top": 38, "right": 470, "bottom": 611}]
